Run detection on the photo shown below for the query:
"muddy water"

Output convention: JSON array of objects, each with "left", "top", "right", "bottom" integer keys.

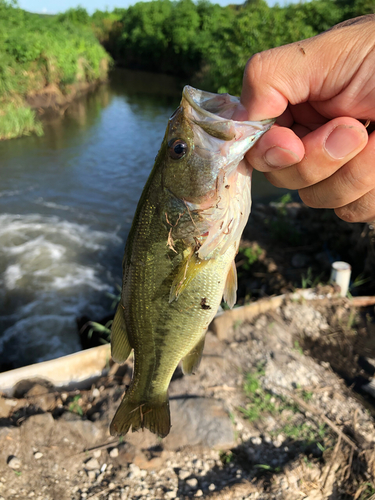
[{"left": 0, "top": 69, "right": 286, "bottom": 369}]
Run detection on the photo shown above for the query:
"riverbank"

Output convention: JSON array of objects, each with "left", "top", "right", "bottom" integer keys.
[
  {"left": 1, "top": 292, "right": 375, "bottom": 499},
  {"left": 0, "top": 5, "right": 110, "bottom": 140}
]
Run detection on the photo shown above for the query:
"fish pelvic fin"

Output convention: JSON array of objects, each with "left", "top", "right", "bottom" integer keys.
[
  {"left": 110, "top": 393, "right": 171, "bottom": 438},
  {"left": 181, "top": 335, "right": 205, "bottom": 375},
  {"left": 169, "top": 249, "right": 210, "bottom": 303},
  {"left": 223, "top": 259, "right": 237, "bottom": 309},
  {"left": 111, "top": 303, "right": 132, "bottom": 364}
]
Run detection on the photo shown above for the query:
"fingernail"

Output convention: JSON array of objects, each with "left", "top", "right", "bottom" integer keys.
[
  {"left": 264, "top": 146, "right": 301, "bottom": 168},
  {"left": 325, "top": 125, "right": 365, "bottom": 159}
]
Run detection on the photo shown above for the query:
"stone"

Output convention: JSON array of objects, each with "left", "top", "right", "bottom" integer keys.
[
  {"left": 164, "top": 397, "right": 235, "bottom": 450},
  {"left": 109, "top": 448, "right": 119, "bottom": 458},
  {"left": 7, "top": 456, "right": 21, "bottom": 469},
  {"left": 165, "top": 491, "right": 177, "bottom": 499},
  {"left": 178, "top": 469, "right": 190, "bottom": 480},
  {"left": 34, "top": 452, "right": 43, "bottom": 460},
  {"left": 87, "top": 471, "right": 96, "bottom": 481},
  {"left": 186, "top": 478, "right": 198, "bottom": 489},
  {"left": 25, "top": 384, "right": 56, "bottom": 412},
  {"left": 84, "top": 458, "right": 100, "bottom": 471},
  {"left": 195, "top": 490, "right": 203, "bottom": 497}
]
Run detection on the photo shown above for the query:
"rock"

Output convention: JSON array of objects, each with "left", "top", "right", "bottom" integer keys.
[
  {"left": 92, "top": 388, "right": 100, "bottom": 399},
  {"left": 25, "top": 384, "right": 56, "bottom": 412},
  {"left": 0, "top": 397, "right": 13, "bottom": 418},
  {"left": 87, "top": 470, "right": 96, "bottom": 481},
  {"left": 195, "top": 490, "right": 203, "bottom": 497},
  {"left": 186, "top": 477, "right": 198, "bottom": 489},
  {"left": 109, "top": 447, "right": 119, "bottom": 458},
  {"left": 178, "top": 469, "right": 190, "bottom": 480},
  {"left": 208, "top": 483, "right": 216, "bottom": 491},
  {"left": 33, "top": 452, "right": 43, "bottom": 460},
  {"left": 7, "top": 456, "right": 21, "bottom": 469},
  {"left": 165, "top": 491, "right": 177, "bottom": 499},
  {"left": 164, "top": 397, "right": 235, "bottom": 450},
  {"left": 84, "top": 458, "right": 100, "bottom": 470}
]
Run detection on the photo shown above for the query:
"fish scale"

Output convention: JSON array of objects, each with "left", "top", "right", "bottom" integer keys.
[{"left": 110, "top": 86, "right": 274, "bottom": 437}]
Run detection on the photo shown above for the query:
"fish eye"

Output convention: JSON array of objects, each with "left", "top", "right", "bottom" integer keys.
[{"left": 168, "top": 139, "right": 188, "bottom": 160}]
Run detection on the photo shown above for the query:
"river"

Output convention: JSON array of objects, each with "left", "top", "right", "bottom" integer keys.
[{"left": 0, "top": 69, "right": 287, "bottom": 369}]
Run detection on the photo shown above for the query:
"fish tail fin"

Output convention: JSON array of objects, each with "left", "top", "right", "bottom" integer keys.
[{"left": 110, "top": 392, "right": 171, "bottom": 438}]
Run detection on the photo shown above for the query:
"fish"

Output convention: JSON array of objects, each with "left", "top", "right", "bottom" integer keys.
[{"left": 110, "top": 86, "right": 274, "bottom": 438}]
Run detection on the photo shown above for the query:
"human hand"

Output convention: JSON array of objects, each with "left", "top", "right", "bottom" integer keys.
[{"left": 240, "top": 15, "right": 375, "bottom": 223}]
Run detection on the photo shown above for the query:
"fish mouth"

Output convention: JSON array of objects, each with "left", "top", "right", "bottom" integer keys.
[
  {"left": 181, "top": 85, "right": 274, "bottom": 162},
  {"left": 182, "top": 85, "right": 274, "bottom": 131}
]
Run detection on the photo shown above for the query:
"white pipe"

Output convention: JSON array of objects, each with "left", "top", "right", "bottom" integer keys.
[{"left": 330, "top": 261, "right": 351, "bottom": 297}]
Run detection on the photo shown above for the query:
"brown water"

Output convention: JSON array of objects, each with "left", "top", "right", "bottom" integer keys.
[{"left": 0, "top": 69, "right": 288, "bottom": 368}]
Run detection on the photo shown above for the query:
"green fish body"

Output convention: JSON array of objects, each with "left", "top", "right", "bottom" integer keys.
[{"left": 110, "top": 86, "right": 273, "bottom": 438}]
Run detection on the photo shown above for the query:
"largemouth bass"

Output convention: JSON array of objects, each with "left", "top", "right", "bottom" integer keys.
[{"left": 110, "top": 86, "right": 273, "bottom": 438}]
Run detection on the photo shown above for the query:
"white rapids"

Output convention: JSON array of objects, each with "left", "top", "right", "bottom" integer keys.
[{"left": 0, "top": 213, "right": 121, "bottom": 368}]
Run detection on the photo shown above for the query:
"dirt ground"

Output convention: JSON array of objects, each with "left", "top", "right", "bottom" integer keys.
[{"left": 1, "top": 203, "right": 375, "bottom": 500}]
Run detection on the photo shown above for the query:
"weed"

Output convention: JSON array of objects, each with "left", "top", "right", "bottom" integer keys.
[
  {"left": 293, "top": 340, "right": 304, "bottom": 355},
  {"left": 14, "top": 470, "right": 22, "bottom": 477},
  {"left": 240, "top": 367, "right": 299, "bottom": 422},
  {"left": 238, "top": 245, "right": 262, "bottom": 271},
  {"left": 68, "top": 394, "right": 83, "bottom": 416},
  {"left": 220, "top": 451, "right": 234, "bottom": 464},
  {"left": 359, "top": 482, "right": 375, "bottom": 500},
  {"left": 87, "top": 320, "right": 112, "bottom": 344},
  {"left": 301, "top": 267, "right": 324, "bottom": 289}
]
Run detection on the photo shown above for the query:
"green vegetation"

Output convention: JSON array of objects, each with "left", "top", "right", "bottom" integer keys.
[
  {"left": 81, "top": 0, "right": 373, "bottom": 95},
  {"left": 68, "top": 394, "right": 84, "bottom": 416},
  {"left": 240, "top": 365, "right": 327, "bottom": 446},
  {"left": 2, "top": 0, "right": 374, "bottom": 140},
  {"left": 0, "top": 0, "right": 110, "bottom": 139}
]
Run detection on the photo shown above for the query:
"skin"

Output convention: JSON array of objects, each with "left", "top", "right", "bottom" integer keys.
[{"left": 235, "top": 15, "right": 375, "bottom": 223}]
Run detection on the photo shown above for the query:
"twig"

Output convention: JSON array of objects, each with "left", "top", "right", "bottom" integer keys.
[
  {"left": 280, "top": 388, "right": 358, "bottom": 451},
  {"left": 75, "top": 439, "right": 120, "bottom": 456},
  {"left": 321, "top": 434, "right": 341, "bottom": 490},
  {"left": 87, "top": 486, "right": 113, "bottom": 499}
]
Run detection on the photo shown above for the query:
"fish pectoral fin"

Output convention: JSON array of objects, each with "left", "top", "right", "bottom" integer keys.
[
  {"left": 223, "top": 259, "right": 237, "bottom": 309},
  {"left": 169, "top": 249, "right": 210, "bottom": 303},
  {"left": 181, "top": 335, "right": 206, "bottom": 375},
  {"left": 111, "top": 303, "right": 132, "bottom": 364},
  {"left": 110, "top": 393, "right": 171, "bottom": 438}
]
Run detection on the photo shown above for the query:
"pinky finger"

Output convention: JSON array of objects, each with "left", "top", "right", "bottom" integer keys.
[{"left": 335, "top": 188, "right": 375, "bottom": 223}]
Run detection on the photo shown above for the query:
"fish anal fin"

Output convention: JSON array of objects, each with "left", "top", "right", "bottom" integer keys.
[
  {"left": 110, "top": 393, "right": 170, "bottom": 438},
  {"left": 223, "top": 260, "right": 237, "bottom": 309},
  {"left": 169, "top": 249, "right": 210, "bottom": 303},
  {"left": 111, "top": 303, "right": 132, "bottom": 364},
  {"left": 181, "top": 335, "right": 206, "bottom": 375}
]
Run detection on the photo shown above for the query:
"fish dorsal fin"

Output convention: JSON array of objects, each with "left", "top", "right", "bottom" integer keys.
[
  {"left": 223, "top": 259, "right": 237, "bottom": 309},
  {"left": 111, "top": 303, "right": 132, "bottom": 364},
  {"left": 181, "top": 336, "right": 206, "bottom": 375},
  {"left": 169, "top": 248, "right": 210, "bottom": 303}
]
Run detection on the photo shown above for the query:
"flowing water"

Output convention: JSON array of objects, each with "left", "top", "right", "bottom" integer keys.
[{"left": 0, "top": 69, "right": 286, "bottom": 369}]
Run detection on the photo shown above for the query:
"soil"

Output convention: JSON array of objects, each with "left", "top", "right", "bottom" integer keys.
[{"left": 1, "top": 203, "right": 375, "bottom": 500}]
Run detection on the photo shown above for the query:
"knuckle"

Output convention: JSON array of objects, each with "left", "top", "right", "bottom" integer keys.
[
  {"left": 334, "top": 206, "right": 361, "bottom": 223},
  {"left": 243, "top": 51, "right": 274, "bottom": 86},
  {"left": 298, "top": 185, "right": 326, "bottom": 209}
]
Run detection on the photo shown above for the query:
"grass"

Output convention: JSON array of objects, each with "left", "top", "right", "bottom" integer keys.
[
  {"left": 68, "top": 394, "right": 83, "bottom": 416},
  {"left": 0, "top": 3, "right": 111, "bottom": 140},
  {"left": 239, "top": 365, "right": 327, "bottom": 447},
  {"left": 0, "top": 102, "right": 43, "bottom": 140}
]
